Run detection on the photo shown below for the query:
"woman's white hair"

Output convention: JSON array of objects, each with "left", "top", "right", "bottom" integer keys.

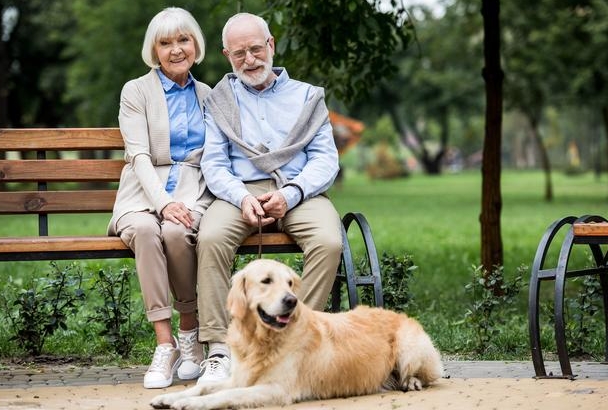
[
  {"left": 222, "top": 13, "right": 271, "bottom": 48},
  {"left": 141, "top": 7, "right": 205, "bottom": 69}
]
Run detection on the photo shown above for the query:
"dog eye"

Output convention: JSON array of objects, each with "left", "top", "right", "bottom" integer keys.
[
  {"left": 288, "top": 280, "right": 293, "bottom": 287},
  {"left": 261, "top": 277, "right": 272, "bottom": 284}
]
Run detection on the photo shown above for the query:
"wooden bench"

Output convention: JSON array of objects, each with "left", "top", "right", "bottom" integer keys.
[
  {"left": 0, "top": 128, "right": 383, "bottom": 311},
  {"left": 528, "top": 215, "right": 608, "bottom": 378}
]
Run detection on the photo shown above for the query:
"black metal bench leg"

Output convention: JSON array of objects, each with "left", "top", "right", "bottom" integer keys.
[
  {"left": 331, "top": 224, "right": 359, "bottom": 311},
  {"left": 599, "top": 268, "right": 608, "bottom": 363},
  {"left": 554, "top": 227, "right": 575, "bottom": 378},
  {"left": 528, "top": 266, "right": 545, "bottom": 377},
  {"left": 342, "top": 212, "right": 383, "bottom": 308},
  {"left": 528, "top": 216, "right": 576, "bottom": 378}
]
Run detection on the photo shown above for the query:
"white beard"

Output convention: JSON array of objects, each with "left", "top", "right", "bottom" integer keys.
[{"left": 234, "top": 55, "right": 274, "bottom": 89}]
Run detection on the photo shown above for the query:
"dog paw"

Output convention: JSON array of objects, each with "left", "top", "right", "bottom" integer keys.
[
  {"left": 150, "top": 393, "right": 177, "bottom": 409},
  {"left": 406, "top": 376, "right": 422, "bottom": 391},
  {"left": 171, "top": 397, "right": 207, "bottom": 410}
]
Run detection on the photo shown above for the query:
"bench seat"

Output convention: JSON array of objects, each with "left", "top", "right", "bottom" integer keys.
[{"left": 0, "top": 232, "right": 301, "bottom": 261}]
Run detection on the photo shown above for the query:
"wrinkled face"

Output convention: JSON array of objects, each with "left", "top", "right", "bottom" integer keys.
[
  {"left": 154, "top": 32, "right": 196, "bottom": 86},
  {"left": 228, "top": 259, "right": 301, "bottom": 331},
  {"left": 223, "top": 22, "right": 275, "bottom": 90}
]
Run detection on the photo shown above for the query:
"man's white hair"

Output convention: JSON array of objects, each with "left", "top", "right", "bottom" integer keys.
[{"left": 222, "top": 13, "right": 271, "bottom": 48}]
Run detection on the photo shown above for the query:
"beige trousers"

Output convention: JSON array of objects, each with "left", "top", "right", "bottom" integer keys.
[
  {"left": 196, "top": 180, "right": 343, "bottom": 343},
  {"left": 115, "top": 211, "right": 201, "bottom": 322}
]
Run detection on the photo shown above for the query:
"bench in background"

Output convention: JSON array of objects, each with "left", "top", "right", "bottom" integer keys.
[
  {"left": 0, "top": 128, "right": 383, "bottom": 311},
  {"left": 528, "top": 214, "right": 608, "bottom": 378}
]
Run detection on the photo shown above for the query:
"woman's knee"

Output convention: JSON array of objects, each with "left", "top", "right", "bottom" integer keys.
[
  {"left": 120, "top": 218, "right": 161, "bottom": 246},
  {"left": 161, "top": 221, "right": 189, "bottom": 244}
]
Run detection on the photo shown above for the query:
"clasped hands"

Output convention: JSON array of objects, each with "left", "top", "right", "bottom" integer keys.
[{"left": 241, "top": 191, "right": 287, "bottom": 227}]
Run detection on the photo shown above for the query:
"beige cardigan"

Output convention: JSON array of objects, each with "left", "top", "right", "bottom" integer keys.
[{"left": 108, "top": 69, "right": 213, "bottom": 235}]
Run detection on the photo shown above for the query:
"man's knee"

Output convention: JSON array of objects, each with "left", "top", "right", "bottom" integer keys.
[{"left": 197, "top": 223, "right": 231, "bottom": 248}]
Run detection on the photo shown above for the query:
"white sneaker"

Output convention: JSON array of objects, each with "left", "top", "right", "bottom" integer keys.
[
  {"left": 196, "top": 355, "right": 231, "bottom": 385},
  {"left": 143, "top": 336, "right": 181, "bottom": 389},
  {"left": 177, "top": 329, "right": 204, "bottom": 380}
]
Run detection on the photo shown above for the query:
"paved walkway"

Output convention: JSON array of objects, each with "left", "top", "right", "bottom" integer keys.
[
  {"left": 0, "top": 361, "right": 606, "bottom": 410},
  {"left": 1, "top": 360, "right": 607, "bottom": 388}
]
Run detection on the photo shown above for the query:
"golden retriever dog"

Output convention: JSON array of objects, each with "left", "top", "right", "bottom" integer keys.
[{"left": 150, "top": 259, "right": 443, "bottom": 410}]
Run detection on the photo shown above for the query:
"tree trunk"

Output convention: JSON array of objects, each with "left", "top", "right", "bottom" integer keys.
[
  {"left": 528, "top": 115, "right": 553, "bottom": 201},
  {"left": 480, "top": 0, "right": 504, "bottom": 288},
  {"left": 602, "top": 106, "right": 608, "bottom": 183}
]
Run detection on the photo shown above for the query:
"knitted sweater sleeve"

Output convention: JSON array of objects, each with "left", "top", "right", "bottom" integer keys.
[{"left": 118, "top": 78, "right": 173, "bottom": 214}]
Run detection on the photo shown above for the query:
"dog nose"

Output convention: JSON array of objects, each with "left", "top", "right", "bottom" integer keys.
[{"left": 282, "top": 294, "right": 297, "bottom": 309}]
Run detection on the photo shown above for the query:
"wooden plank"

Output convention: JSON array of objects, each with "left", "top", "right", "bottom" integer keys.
[
  {"left": 241, "top": 232, "right": 297, "bottom": 246},
  {"left": 0, "top": 233, "right": 298, "bottom": 254},
  {"left": 573, "top": 222, "right": 608, "bottom": 236},
  {"left": 0, "top": 236, "right": 129, "bottom": 253},
  {"left": 0, "top": 128, "right": 124, "bottom": 151},
  {"left": 0, "top": 190, "right": 117, "bottom": 214},
  {"left": 0, "top": 159, "right": 124, "bottom": 182}
]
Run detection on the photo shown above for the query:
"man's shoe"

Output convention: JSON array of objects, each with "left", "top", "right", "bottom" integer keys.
[
  {"left": 177, "top": 329, "right": 204, "bottom": 380},
  {"left": 196, "top": 355, "right": 231, "bottom": 384},
  {"left": 143, "top": 337, "right": 181, "bottom": 389}
]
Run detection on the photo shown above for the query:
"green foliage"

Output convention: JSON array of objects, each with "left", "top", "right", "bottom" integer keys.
[
  {"left": 565, "top": 275, "right": 604, "bottom": 357},
  {"left": 264, "top": 0, "right": 413, "bottom": 103},
  {"left": 0, "top": 262, "right": 86, "bottom": 356},
  {"left": 88, "top": 267, "right": 146, "bottom": 358},
  {"left": 462, "top": 265, "right": 524, "bottom": 354},
  {"left": 360, "top": 252, "right": 417, "bottom": 312}
]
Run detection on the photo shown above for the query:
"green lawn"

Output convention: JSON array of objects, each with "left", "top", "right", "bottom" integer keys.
[
  {"left": 331, "top": 169, "right": 607, "bottom": 295},
  {"left": 1, "top": 169, "right": 606, "bottom": 362}
]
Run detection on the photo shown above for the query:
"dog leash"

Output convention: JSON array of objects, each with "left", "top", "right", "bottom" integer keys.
[{"left": 257, "top": 214, "right": 263, "bottom": 259}]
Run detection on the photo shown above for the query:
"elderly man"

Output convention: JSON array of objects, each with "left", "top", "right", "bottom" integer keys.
[{"left": 195, "top": 12, "right": 343, "bottom": 383}]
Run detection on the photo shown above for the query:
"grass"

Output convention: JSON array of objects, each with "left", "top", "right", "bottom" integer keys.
[{"left": 0, "top": 169, "right": 607, "bottom": 363}]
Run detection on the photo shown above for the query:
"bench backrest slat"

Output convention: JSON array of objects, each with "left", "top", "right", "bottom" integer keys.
[
  {"left": 0, "top": 128, "right": 124, "bottom": 151},
  {"left": 0, "top": 128, "right": 123, "bottom": 225},
  {"left": 0, "top": 190, "right": 117, "bottom": 214},
  {"left": 0, "top": 159, "right": 124, "bottom": 182}
]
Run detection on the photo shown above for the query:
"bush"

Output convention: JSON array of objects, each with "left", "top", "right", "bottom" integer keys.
[
  {"left": 462, "top": 265, "right": 524, "bottom": 354},
  {"left": 88, "top": 267, "right": 146, "bottom": 358},
  {"left": 0, "top": 262, "right": 86, "bottom": 356},
  {"left": 360, "top": 252, "right": 417, "bottom": 311}
]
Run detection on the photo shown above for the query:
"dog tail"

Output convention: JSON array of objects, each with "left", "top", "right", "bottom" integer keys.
[{"left": 395, "top": 320, "right": 444, "bottom": 390}]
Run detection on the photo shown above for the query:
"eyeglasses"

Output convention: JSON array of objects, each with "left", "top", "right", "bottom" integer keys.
[{"left": 227, "top": 38, "right": 270, "bottom": 62}]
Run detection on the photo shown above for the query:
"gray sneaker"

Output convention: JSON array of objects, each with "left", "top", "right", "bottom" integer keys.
[
  {"left": 196, "top": 355, "right": 231, "bottom": 385},
  {"left": 177, "top": 329, "right": 204, "bottom": 380},
  {"left": 143, "top": 336, "right": 181, "bottom": 389}
]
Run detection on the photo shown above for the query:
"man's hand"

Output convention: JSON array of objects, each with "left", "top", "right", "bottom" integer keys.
[
  {"left": 161, "top": 202, "right": 194, "bottom": 228},
  {"left": 241, "top": 195, "right": 275, "bottom": 227},
  {"left": 256, "top": 191, "right": 288, "bottom": 220}
]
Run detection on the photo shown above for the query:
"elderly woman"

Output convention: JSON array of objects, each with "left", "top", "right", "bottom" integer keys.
[{"left": 107, "top": 7, "right": 213, "bottom": 389}]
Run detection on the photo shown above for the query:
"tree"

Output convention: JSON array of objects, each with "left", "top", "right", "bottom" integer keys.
[
  {"left": 480, "top": 0, "right": 504, "bottom": 281},
  {"left": 263, "top": 0, "right": 413, "bottom": 104},
  {"left": 349, "top": 2, "right": 485, "bottom": 175},
  {"left": 2, "top": 0, "right": 76, "bottom": 127},
  {"left": 501, "top": 0, "right": 556, "bottom": 201}
]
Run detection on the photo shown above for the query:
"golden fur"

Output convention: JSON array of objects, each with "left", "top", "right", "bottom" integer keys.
[{"left": 150, "top": 259, "right": 443, "bottom": 410}]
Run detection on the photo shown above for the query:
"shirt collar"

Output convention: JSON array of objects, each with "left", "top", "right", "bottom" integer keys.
[{"left": 156, "top": 68, "right": 194, "bottom": 92}]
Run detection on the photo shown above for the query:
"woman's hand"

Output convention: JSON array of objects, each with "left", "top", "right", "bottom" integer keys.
[{"left": 162, "top": 202, "right": 194, "bottom": 228}]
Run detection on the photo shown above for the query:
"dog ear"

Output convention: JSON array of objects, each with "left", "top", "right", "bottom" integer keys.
[{"left": 227, "top": 269, "right": 248, "bottom": 320}]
